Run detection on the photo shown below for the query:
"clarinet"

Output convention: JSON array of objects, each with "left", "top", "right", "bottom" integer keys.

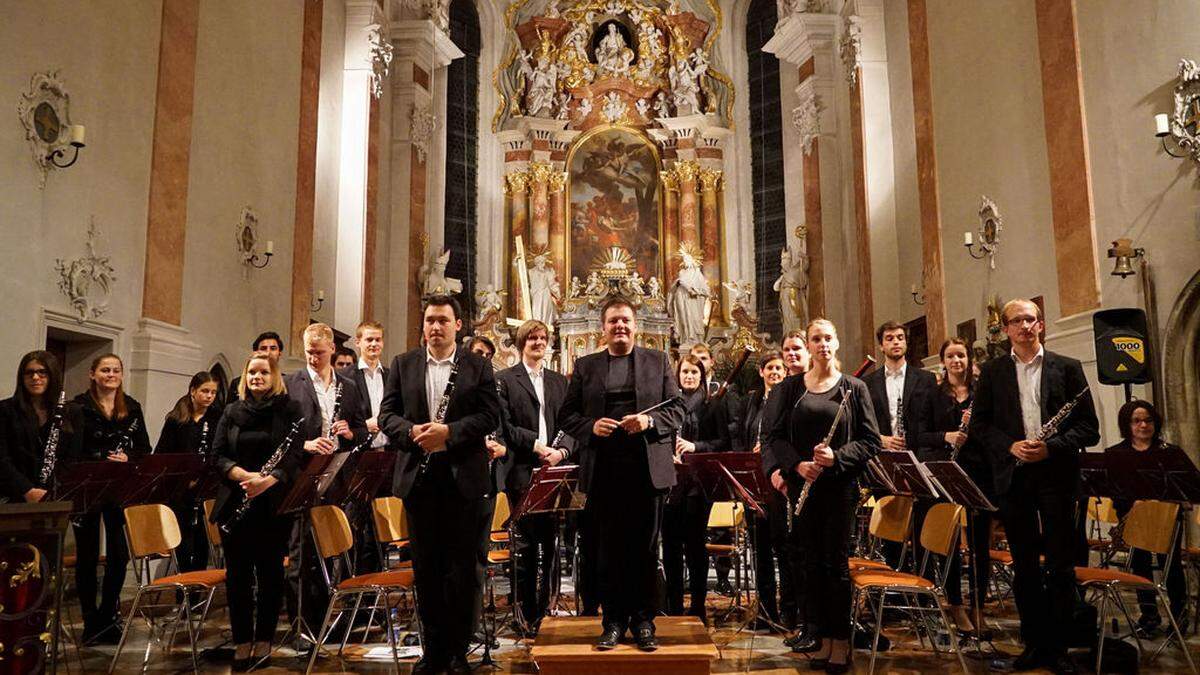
[
  {"left": 545, "top": 429, "right": 567, "bottom": 465},
  {"left": 416, "top": 360, "right": 460, "bottom": 478},
  {"left": 1016, "top": 386, "right": 1090, "bottom": 467},
  {"left": 949, "top": 401, "right": 973, "bottom": 462},
  {"left": 219, "top": 418, "right": 304, "bottom": 533},
  {"left": 197, "top": 421, "right": 212, "bottom": 459},
  {"left": 114, "top": 418, "right": 140, "bottom": 457},
  {"left": 793, "top": 393, "right": 850, "bottom": 517},
  {"left": 36, "top": 392, "right": 67, "bottom": 488},
  {"left": 893, "top": 397, "right": 905, "bottom": 440},
  {"left": 326, "top": 382, "right": 343, "bottom": 439}
]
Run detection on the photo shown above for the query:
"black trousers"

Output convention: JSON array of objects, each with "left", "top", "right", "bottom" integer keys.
[
  {"left": 795, "top": 479, "right": 858, "bottom": 640},
  {"left": 1000, "top": 471, "right": 1079, "bottom": 656},
  {"left": 964, "top": 510, "right": 993, "bottom": 608},
  {"left": 73, "top": 505, "right": 130, "bottom": 627},
  {"left": 405, "top": 463, "right": 491, "bottom": 660},
  {"left": 661, "top": 495, "right": 711, "bottom": 616},
  {"left": 573, "top": 508, "right": 601, "bottom": 615},
  {"left": 169, "top": 499, "right": 209, "bottom": 573},
  {"left": 508, "top": 492, "right": 558, "bottom": 627},
  {"left": 756, "top": 490, "right": 798, "bottom": 624},
  {"left": 225, "top": 502, "right": 288, "bottom": 644},
  {"left": 590, "top": 466, "right": 663, "bottom": 631}
]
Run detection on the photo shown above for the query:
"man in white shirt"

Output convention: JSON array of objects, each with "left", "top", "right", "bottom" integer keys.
[{"left": 345, "top": 321, "right": 390, "bottom": 450}]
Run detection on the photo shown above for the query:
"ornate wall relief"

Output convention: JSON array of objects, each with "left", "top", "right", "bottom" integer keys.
[
  {"left": 16, "top": 71, "right": 75, "bottom": 188},
  {"left": 55, "top": 218, "right": 116, "bottom": 322}
]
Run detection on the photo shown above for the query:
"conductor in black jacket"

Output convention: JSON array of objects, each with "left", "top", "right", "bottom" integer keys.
[
  {"left": 559, "top": 297, "right": 686, "bottom": 651},
  {"left": 496, "top": 319, "right": 575, "bottom": 634},
  {"left": 378, "top": 296, "right": 500, "bottom": 674},
  {"left": 970, "top": 299, "right": 1099, "bottom": 674}
]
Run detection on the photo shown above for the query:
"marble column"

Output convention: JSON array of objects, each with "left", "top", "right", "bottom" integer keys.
[
  {"left": 528, "top": 162, "right": 552, "bottom": 250},
  {"left": 699, "top": 168, "right": 723, "bottom": 321},
  {"left": 660, "top": 170, "right": 680, "bottom": 291},
  {"left": 675, "top": 160, "right": 700, "bottom": 249},
  {"left": 504, "top": 171, "right": 530, "bottom": 317},
  {"left": 548, "top": 170, "right": 567, "bottom": 281},
  {"left": 291, "top": 0, "right": 324, "bottom": 355}
]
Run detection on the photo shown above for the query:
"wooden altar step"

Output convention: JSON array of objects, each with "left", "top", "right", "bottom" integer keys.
[{"left": 530, "top": 616, "right": 719, "bottom": 675}]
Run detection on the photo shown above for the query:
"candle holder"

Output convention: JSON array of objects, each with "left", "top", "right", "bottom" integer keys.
[
  {"left": 1154, "top": 59, "right": 1200, "bottom": 167},
  {"left": 310, "top": 292, "right": 325, "bottom": 312},
  {"left": 235, "top": 207, "right": 273, "bottom": 269},
  {"left": 910, "top": 286, "right": 926, "bottom": 306},
  {"left": 47, "top": 136, "right": 85, "bottom": 168},
  {"left": 964, "top": 196, "right": 1002, "bottom": 269}
]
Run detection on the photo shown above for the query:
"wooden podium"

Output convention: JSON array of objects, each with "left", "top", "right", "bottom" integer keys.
[
  {"left": 0, "top": 501, "right": 72, "bottom": 675},
  {"left": 531, "top": 616, "right": 719, "bottom": 675}
]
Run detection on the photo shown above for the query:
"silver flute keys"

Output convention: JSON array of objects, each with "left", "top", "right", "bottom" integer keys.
[
  {"left": 1016, "top": 386, "right": 1090, "bottom": 466},
  {"left": 793, "top": 393, "right": 849, "bottom": 517}
]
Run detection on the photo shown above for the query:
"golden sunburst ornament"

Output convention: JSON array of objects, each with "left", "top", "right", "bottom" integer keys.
[
  {"left": 673, "top": 242, "right": 704, "bottom": 266},
  {"left": 592, "top": 246, "right": 634, "bottom": 279}
]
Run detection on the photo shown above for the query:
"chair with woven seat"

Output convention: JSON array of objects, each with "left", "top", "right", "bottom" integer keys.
[
  {"left": 849, "top": 495, "right": 913, "bottom": 573},
  {"left": 109, "top": 504, "right": 225, "bottom": 675},
  {"left": 1076, "top": 499, "right": 1197, "bottom": 674},
  {"left": 305, "top": 504, "right": 416, "bottom": 674},
  {"left": 850, "top": 502, "right": 969, "bottom": 674}
]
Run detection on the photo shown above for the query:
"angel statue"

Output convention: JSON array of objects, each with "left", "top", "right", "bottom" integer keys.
[
  {"left": 646, "top": 276, "right": 662, "bottom": 300},
  {"left": 584, "top": 270, "right": 605, "bottom": 297},
  {"left": 669, "top": 248, "right": 711, "bottom": 346},
  {"left": 475, "top": 284, "right": 506, "bottom": 321},
  {"left": 722, "top": 280, "right": 753, "bottom": 313},
  {"left": 528, "top": 252, "right": 561, "bottom": 326},
  {"left": 420, "top": 249, "right": 463, "bottom": 297},
  {"left": 773, "top": 246, "right": 809, "bottom": 333},
  {"left": 517, "top": 43, "right": 558, "bottom": 118},
  {"left": 626, "top": 270, "right": 646, "bottom": 296}
]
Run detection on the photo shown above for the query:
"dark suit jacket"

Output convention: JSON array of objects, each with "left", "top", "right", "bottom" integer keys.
[
  {"left": 210, "top": 395, "right": 305, "bottom": 522},
  {"left": 863, "top": 362, "right": 938, "bottom": 441},
  {"left": 339, "top": 362, "right": 390, "bottom": 426},
  {"left": 496, "top": 364, "right": 576, "bottom": 493},
  {"left": 559, "top": 346, "right": 686, "bottom": 493},
  {"left": 0, "top": 397, "right": 84, "bottom": 500},
  {"left": 378, "top": 347, "right": 501, "bottom": 499},
  {"left": 284, "top": 368, "right": 368, "bottom": 451},
  {"left": 969, "top": 349, "right": 1100, "bottom": 496},
  {"left": 762, "top": 374, "right": 881, "bottom": 483}
]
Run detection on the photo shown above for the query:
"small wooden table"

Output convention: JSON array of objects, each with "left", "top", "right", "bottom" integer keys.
[{"left": 531, "top": 616, "right": 719, "bottom": 675}]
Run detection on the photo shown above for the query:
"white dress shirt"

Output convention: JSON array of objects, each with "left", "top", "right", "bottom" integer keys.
[
  {"left": 884, "top": 360, "right": 907, "bottom": 435},
  {"left": 524, "top": 361, "right": 548, "bottom": 446},
  {"left": 307, "top": 366, "right": 339, "bottom": 438},
  {"left": 1012, "top": 346, "right": 1045, "bottom": 440},
  {"left": 425, "top": 348, "right": 457, "bottom": 453},
  {"left": 359, "top": 358, "right": 389, "bottom": 448}
]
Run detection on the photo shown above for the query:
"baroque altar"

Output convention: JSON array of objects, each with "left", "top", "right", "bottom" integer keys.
[{"left": 486, "top": 0, "right": 738, "bottom": 371}]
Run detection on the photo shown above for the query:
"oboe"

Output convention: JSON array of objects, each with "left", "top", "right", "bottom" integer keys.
[
  {"left": 793, "top": 393, "right": 849, "bottom": 516},
  {"left": 36, "top": 392, "right": 67, "bottom": 488},
  {"left": 416, "top": 359, "right": 460, "bottom": 478},
  {"left": 219, "top": 418, "right": 304, "bottom": 533},
  {"left": 1016, "top": 386, "right": 1090, "bottom": 466}
]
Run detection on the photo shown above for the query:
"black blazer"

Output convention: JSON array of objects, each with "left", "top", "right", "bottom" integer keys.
[
  {"left": 733, "top": 389, "right": 769, "bottom": 454},
  {"left": 154, "top": 406, "right": 223, "bottom": 455},
  {"left": 559, "top": 346, "right": 686, "bottom": 493},
  {"left": 284, "top": 369, "right": 368, "bottom": 450},
  {"left": 340, "top": 362, "right": 390, "bottom": 424},
  {"left": 863, "top": 363, "right": 938, "bottom": 441},
  {"left": 762, "top": 374, "right": 881, "bottom": 482},
  {"left": 72, "top": 392, "right": 152, "bottom": 460},
  {"left": 969, "top": 350, "right": 1100, "bottom": 496},
  {"left": 210, "top": 396, "right": 305, "bottom": 522},
  {"left": 0, "top": 397, "right": 84, "bottom": 500},
  {"left": 378, "top": 347, "right": 501, "bottom": 499},
  {"left": 496, "top": 364, "right": 576, "bottom": 493}
]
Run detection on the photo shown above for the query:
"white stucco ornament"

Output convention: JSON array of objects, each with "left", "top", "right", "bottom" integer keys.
[
  {"left": 56, "top": 217, "right": 116, "bottom": 322},
  {"left": 410, "top": 102, "right": 437, "bottom": 163}
]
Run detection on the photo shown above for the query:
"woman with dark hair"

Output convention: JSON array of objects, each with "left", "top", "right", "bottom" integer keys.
[
  {"left": 0, "top": 351, "right": 83, "bottom": 502},
  {"left": 914, "top": 338, "right": 991, "bottom": 634},
  {"left": 764, "top": 319, "right": 881, "bottom": 673},
  {"left": 211, "top": 352, "right": 304, "bottom": 670},
  {"left": 156, "top": 371, "right": 223, "bottom": 572},
  {"left": 1105, "top": 399, "right": 1188, "bottom": 634},
  {"left": 71, "top": 353, "right": 151, "bottom": 643},
  {"left": 661, "top": 354, "right": 731, "bottom": 623}
]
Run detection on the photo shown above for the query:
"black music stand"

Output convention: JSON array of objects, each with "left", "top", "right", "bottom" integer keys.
[
  {"left": 872, "top": 450, "right": 939, "bottom": 500},
  {"left": 264, "top": 453, "right": 349, "bottom": 666},
  {"left": 119, "top": 454, "right": 206, "bottom": 507},
  {"left": 1080, "top": 452, "right": 1119, "bottom": 500},
  {"left": 52, "top": 460, "right": 134, "bottom": 523},
  {"left": 325, "top": 450, "right": 397, "bottom": 577}
]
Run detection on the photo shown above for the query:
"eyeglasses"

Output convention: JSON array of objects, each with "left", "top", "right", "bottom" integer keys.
[{"left": 23, "top": 368, "right": 49, "bottom": 379}]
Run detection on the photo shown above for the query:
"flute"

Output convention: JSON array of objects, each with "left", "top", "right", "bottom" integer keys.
[{"left": 793, "top": 395, "right": 848, "bottom": 516}]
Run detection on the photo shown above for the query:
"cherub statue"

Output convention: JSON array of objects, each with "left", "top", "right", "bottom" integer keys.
[
  {"left": 569, "top": 275, "right": 584, "bottom": 299},
  {"left": 420, "top": 249, "right": 463, "bottom": 297},
  {"left": 475, "top": 283, "right": 506, "bottom": 321},
  {"left": 584, "top": 270, "right": 605, "bottom": 297},
  {"left": 627, "top": 270, "right": 646, "bottom": 296},
  {"left": 653, "top": 91, "right": 672, "bottom": 118},
  {"left": 722, "top": 280, "right": 753, "bottom": 312},
  {"left": 647, "top": 276, "right": 662, "bottom": 299}
]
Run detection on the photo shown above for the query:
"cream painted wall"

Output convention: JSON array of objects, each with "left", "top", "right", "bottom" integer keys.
[
  {"left": 312, "top": 0, "right": 348, "bottom": 330},
  {"left": 0, "top": 0, "right": 161, "bottom": 395}
]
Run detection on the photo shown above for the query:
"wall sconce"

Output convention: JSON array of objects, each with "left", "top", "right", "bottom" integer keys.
[
  {"left": 235, "top": 207, "right": 273, "bottom": 269},
  {"left": 1154, "top": 59, "right": 1200, "bottom": 165},
  {"left": 246, "top": 242, "right": 273, "bottom": 269},
  {"left": 310, "top": 289, "right": 325, "bottom": 312},
  {"left": 964, "top": 195, "right": 1003, "bottom": 269},
  {"left": 48, "top": 124, "right": 86, "bottom": 168},
  {"left": 910, "top": 284, "right": 926, "bottom": 306},
  {"left": 1107, "top": 238, "right": 1145, "bottom": 278}
]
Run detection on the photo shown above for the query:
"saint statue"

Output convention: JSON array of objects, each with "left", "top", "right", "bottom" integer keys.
[
  {"left": 669, "top": 249, "right": 710, "bottom": 346},
  {"left": 647, "top": 276, "right": 662, "bottom": 300},
  {"left": 421, "top": 249, "right": 463, "bottom": 297},
  {"left": 596, "top": 24, "right": 634, "bottom": 78},
  {"left": 773, "top": 246, "right": 810, "bottom": 333},
  {"left": 528, "top": 252, "right": 561, "bottom": 326}
]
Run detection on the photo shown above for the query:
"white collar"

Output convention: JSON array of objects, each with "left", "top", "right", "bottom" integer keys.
[
  {"left": 306, "top": 366, "right": 334, "bottom": 387},
  {"left": 358, "top": 357, "right": 382, "bottom": 374},
  {"left": 523, "top": 360, "right": 544, "bottom": 378},
  {"left": 1010, "top": 345, "right": 1045, "bottom": 366},
  {"left": 885, "top": 360, "right": 907, "bottom": 377},
  {"left": 426, "top": 347, "right": 456, "bottom": 366}
]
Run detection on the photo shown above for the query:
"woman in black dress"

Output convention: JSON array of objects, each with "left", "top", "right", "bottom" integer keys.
[
  {"left": 72, "top": 353, "right": 151, "bottom": 643},
  {"left": 662, "top": 354, "right": 731, "bottom": 622},
  {"left": 210, "top": 352, "right": 303, "bottom": 669},
  {"left": 914, "top": 338, "right": 990, "bottom": 634},
  {"left": 0, "top": 351, "right": 83, "bottom": 502},
  {"left": 155, "top": 371, "right": 222, "bottom": 572},
  {"left": 764, "top": 319, "right": 880, "bottom": 673},
  {"left": 1104, "top": 400, "right": 1187, "bottom": 634}
]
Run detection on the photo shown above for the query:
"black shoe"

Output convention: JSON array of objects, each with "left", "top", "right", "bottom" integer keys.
[
  {"left": 790, "top": 634, "right": 821, "bottom": 653},
  {"left": 596, "top": 625, "right": 623, "bottom": 650},
  {"left": 784, "top": 627, "right": 813, "bottom": 648},
  {"left": 411, "top": 655, "right": 447, "bottom": 674},
  {"left": 824, "top": 659, "right": 851, "bottom": 674},
  {"left": 447, "top": 654, "right": 472, "bottom": 674},
  {"left": 634, "top": 625, "right": 658, "bottom": 652},
  {"left": 1011, "top": 646, "right": 1043, "bottom": 671},
  {"left": 1047, "top": 653, "right": 1077, "bottom": 675}
]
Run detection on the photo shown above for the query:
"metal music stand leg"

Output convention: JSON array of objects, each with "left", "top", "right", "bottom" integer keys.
[{"left": 258, "top": 506, "right": 320, "bottom": 669}]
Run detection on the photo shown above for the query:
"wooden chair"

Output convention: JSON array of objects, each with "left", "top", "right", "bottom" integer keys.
[
  {"left": 849, "top": 495, "right": 913, "bottom": 572},
  {"left": 705, "top": 501, "right": 748, "bottom": 609},
  {"left": 305, "top": 504, "right": 416, "bottom": 674},
  {"left": 201, "top": 499, "right": 223, "bottom": 568},
  {"left": 850, "top": 502, "right": 969, "bottom": 674},
  {"left": 363, "top": 497, "right": 417, "bottom": 644},
  {"left": 484, "top": 493, "right": 514, "bottom": 638},
  {"left": 1075, "top": 499, "right": 1197, "bottom": 674},
  {"left": 110, "top": 504, "right": 225, "bottom": 674}
]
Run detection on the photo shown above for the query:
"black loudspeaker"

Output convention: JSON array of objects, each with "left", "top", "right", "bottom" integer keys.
[{"left": 1092, "top": 308, "right": 1153, "bottom": 385}]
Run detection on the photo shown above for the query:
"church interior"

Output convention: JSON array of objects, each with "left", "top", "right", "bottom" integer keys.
[{"left": 4, "top": 0, "right": 1200, "bottom": 673}]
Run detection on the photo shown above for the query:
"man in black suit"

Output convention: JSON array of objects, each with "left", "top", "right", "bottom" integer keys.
[
  {"left": 283, "top": 322, "right": 367, "bottom": 644},
  {"left": 970, "top": 299, "right": 1098, "bottom": 674},
  {"left": 339, "top": 320, "right": 390, "bottom": 573},
  {"left": 378, "top": 296, "right": 500, "bottom": 674},
  {"left": 559, "top": 296, "right": 685, "bottom": 651},
  {"left": 496, "top": 320, "right": 575, "bottom": 635}
]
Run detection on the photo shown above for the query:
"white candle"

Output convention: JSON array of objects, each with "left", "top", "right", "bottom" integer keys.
[
  {"left": 963, "top": 232, "right": 973, "bottom": 246},
  {"left": 69, "top": 124, "right": 86, "bottom": 145},
  {"left": 264, "top": 240, "right": 274, "bottom": 256},
  {"left": 317, "top": 289, "right": 326, "bottom": 301},
  {"left": 910, "top": 284, "right": 918, "bottom": 295},
  {"left": 1155, "top": 113, "right": 1170, "bottom": 136}
]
